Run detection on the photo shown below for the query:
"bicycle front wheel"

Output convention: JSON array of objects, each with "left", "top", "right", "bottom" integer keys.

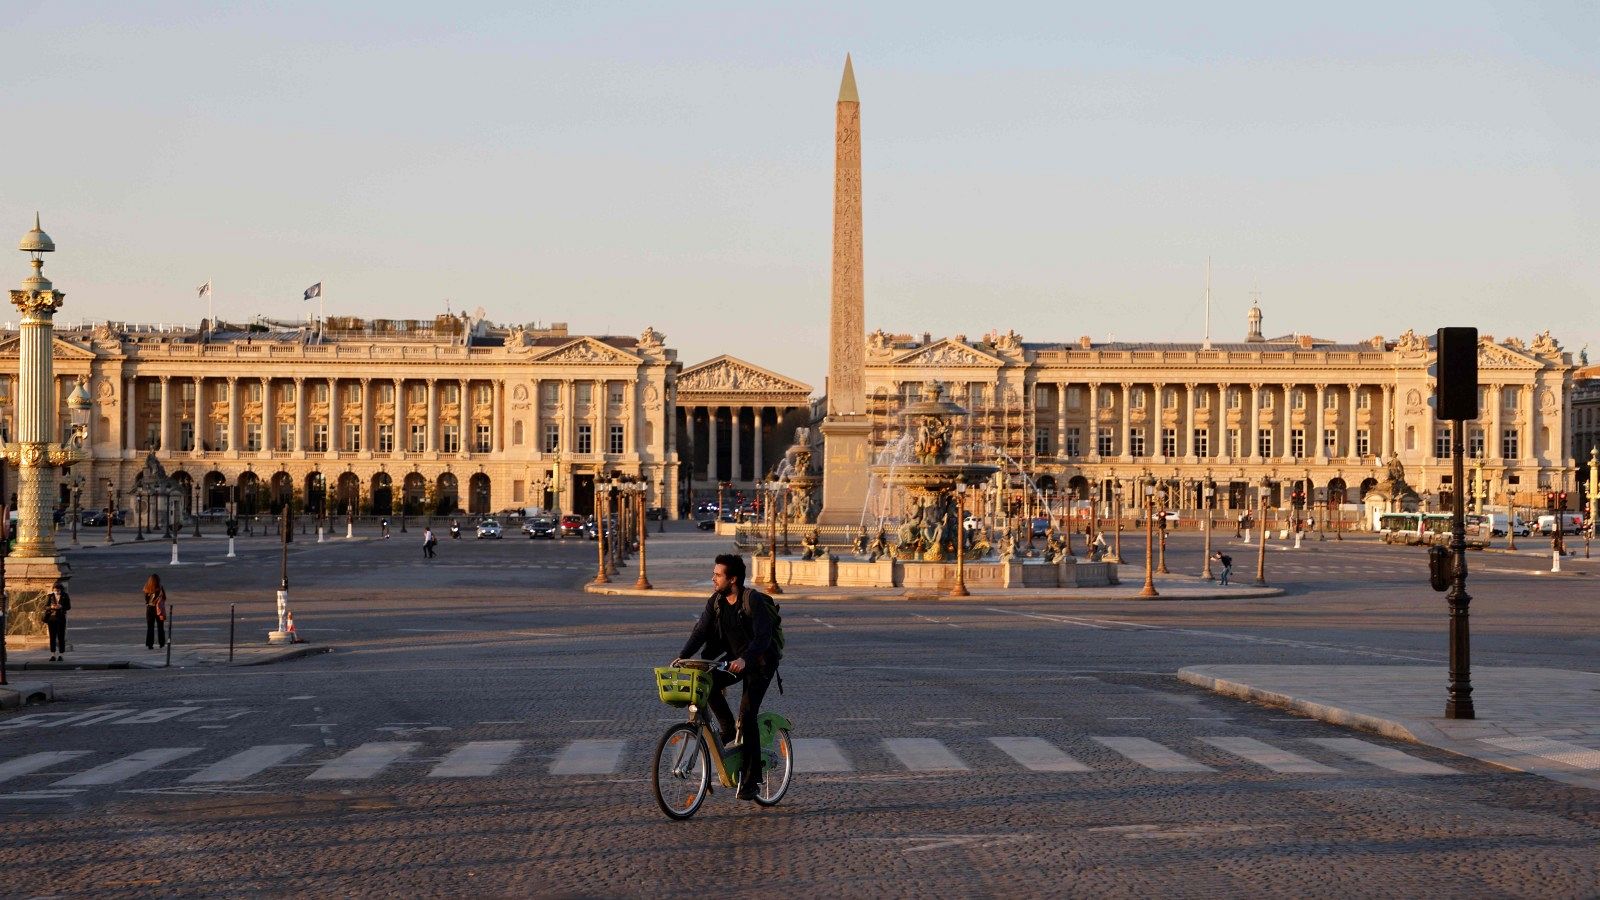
[
  {"left": 652, "top": 723, "right": 710, "bottom": 820},
  {"left": 755, "top": 728, "right": 793, "bottom": 807}
]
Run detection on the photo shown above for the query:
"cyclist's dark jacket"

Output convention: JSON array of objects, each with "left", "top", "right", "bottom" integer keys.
[{"left": 680, "top": 587, "right": 779, "bottom": 671}]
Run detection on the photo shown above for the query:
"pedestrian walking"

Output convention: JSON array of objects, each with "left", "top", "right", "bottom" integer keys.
[
  {"left": 43, "top": 579, "right": 71, "bottom": 661},
  {"left": 1212, "top": 551, "right": 1233, "bottom": 585},
  {"left": 143, "top": 573, "right": 168, "bottom": 649},
  {"left": 380, "top": 518, "right": 391, "bottom": 539},
  {"left": 422, "top": 526, "right": 437, "bottom": 559}
]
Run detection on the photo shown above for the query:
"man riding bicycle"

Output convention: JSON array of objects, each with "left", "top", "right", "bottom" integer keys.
[{"left": 674, "top": 553, "right": 781, "bottom": 801}]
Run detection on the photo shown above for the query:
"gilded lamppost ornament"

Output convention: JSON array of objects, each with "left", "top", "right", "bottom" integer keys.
[{"left": 4, "top": 215, "right": 94, "bottom": 646}]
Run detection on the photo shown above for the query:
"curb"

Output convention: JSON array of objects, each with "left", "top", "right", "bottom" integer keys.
[
  {"left": 586, "top": 584, "right": 1287, "bottom": 602},
  {"left": 1176, "top": 667, "right": 1423, "bottom": 743},
  {"left": 0, "top": 680, "right": 54, "bottom": 709},
  {"left": 4, "top": 644, "right": 333, "bottom": 671}
]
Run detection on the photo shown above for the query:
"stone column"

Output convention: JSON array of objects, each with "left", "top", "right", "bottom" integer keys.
[
  {"left": 1315, "top": 384, "right": 1328, "bottom": 459},
  {"left": 562, "top": 380, "right": 575, "bottom": 453},
  {"left": 261, "top": 377, "right": 274, "bottom": 453},
  {"left": 1056, "top": 384, "right": 1068, "bottom": 458},
  {"left": 158, "top": 375, "right": 173, "bottom": 454},
  {"left": 1347, "top": 383, "right": 1360, "bottom": 459},
  {"left": 359, "top": 377, "right": 373, "bottom": 456},
  {"left": 327, "top": 376, "right": 340, "bottom": 453},
  {"left": 227, "top": 376, "right": 241, "bottom": 456},
  {"left": 1183, "top": 383, "right": 1196, "bottom": 458},
  {"left": 731, "top": 406, "right": 743, "bottom": 481},
  {"left": 426, "top": 378, "right": 439, "bottom": 452},
  {"left": 1118, "top": 383, "right": 1131, "bottom": 459},
  {"left": 392, "top": 378, "right": 406, "bottom": 455},
  {"left": 708, "top": 406, "right": 721, "bottom": 480},
  {"left": 192, "top": 376, "right": 205, "bottom": 452},
  {"left": 1086, "top": 382, "right": 1100, "bottom": 459},
  {"left": 752, "top": 406, "right": 764, "bottom": 478},
  {"left": 293, "top": 377, "right": 308, "bottom": 452},
  {"left": 1381, "top": 386, "right": 1395, "bottom": 459},
  {"left": 529, "top": 379, "right": 542, "bottom": 454},
  {"left": 492, "top": 379, "right": 504, "bottom": 453},
  {"left": 458, "top": 378, "right": 470, "bottom": 454},
  {"left": 1489, "top": 385, "right": 1502, "bottom": 459},
  {"left": 1248, "top": 383, "right": 1262, "bottom": 460},
  {"left": 118, "top": 376, "right": 130, "bottom": 451}
]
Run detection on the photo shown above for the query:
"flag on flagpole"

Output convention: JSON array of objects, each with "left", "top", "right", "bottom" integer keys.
[
  {"left": 197, "top": 280, "right": 212, "bottom": 299},
  {"left": 304, "top": 282, "right": 322, "bottom": 301}
]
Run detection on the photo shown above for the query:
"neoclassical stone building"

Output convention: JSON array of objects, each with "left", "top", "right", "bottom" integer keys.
[
  {"left": 673, "top": 355, "right": 812, "bottom": 506},
  {"left": 860, "top": 308, "right": 1576, "bottom": 514},
  {"left": 1, "top": 317, "right": 683, "bottom": 519}
]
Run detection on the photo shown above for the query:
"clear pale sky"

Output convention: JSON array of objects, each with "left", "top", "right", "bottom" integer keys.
[{"left": 4, "top": 2, "right": 1596, "bottom": 388}]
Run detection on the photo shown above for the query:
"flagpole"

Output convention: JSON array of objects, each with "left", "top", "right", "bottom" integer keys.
[
  {"left": 320, "top": 280, "right": 325, "bottom": 342},
  {"left": 208, "top": 277, "right": 214, "bottom": 338}
]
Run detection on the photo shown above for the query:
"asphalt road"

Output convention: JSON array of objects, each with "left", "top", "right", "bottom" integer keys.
[{"left": 3, "top": 525, "right": 1597, "bottom": 897}]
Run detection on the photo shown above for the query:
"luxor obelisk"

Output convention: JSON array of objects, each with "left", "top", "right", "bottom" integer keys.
[{"left": 817, "top": 55, "right": 873, "bottom": 526}]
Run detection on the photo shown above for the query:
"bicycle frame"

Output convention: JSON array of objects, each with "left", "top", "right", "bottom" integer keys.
[{"left": 685, "top": 704, "right": 743, "bottom": 789}]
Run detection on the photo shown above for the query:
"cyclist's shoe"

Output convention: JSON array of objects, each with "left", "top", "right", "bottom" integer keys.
[{"left": 735, "top": 776, "right": 758, "bottom": 801}]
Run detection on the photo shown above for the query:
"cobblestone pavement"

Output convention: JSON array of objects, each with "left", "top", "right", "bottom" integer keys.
[{"left": 1, "top": 525, "right": 1596, "bottom": 896}]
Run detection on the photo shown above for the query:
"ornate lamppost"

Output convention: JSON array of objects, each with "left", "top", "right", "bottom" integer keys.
[
  {"left": 761, "top": 477, "right": 782, "bottom": 595},
  {"left": 1138, "top": 475, "right": 1159, "bottom": 598},
  {"left": 1202, "top": 476, "right": 1215, "bottom": 581},
  {"left": 68, "top": 473, "right": 82, "bottom": 548},
  {"left": 1254, "top": 477, "right": 1270, "bottom": 586},
  {"left": 951, "top": 482, "right": 970, "bottom": 597},
  {"left": 2, "top": 217, "right": 94, "bottom": 645},
  {"left": 591, "top": 475, "right": 610, "bottom": 585},
  {"left": 104, "top": 478, "right": 115, "bottom": 544},
  {"left": 1111, "top": 474, "right": 1124, "bottom": 563}
]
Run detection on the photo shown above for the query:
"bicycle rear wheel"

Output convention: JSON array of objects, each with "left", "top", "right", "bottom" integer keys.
[
  {"left": 754, "top": 728, "right": 792, "bottom": 807},
  {"left": 652, "top": 723, "right": 709, "bottom": 820}
]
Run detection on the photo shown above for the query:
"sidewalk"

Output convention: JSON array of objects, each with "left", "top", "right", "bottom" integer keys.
[
  {"left": 586, "top": 559, "right": 1284, "bottom": 601},
  {"left": 1178, "top": 664, "right": 1600, "bottom": 791},
  {"left": 3, "top": 641, "right": 330, "bottom": 674}
]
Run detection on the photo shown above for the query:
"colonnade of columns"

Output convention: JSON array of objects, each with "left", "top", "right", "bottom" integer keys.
[{"left": 675, "top": 404, "right": 802, "bottom": 484}]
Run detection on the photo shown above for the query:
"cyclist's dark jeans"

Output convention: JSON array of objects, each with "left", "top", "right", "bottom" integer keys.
[{"left": 709, "top": 666, "right": 774, "bottom": 788}]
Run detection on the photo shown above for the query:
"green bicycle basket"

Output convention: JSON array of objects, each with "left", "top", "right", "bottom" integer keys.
[{"left": 654, "top": 666, "right": 713, "bottom": 708}]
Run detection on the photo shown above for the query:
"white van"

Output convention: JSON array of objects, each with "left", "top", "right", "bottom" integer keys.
[
  {"left": 1472, "top": 512, "right": 1529, "bottom": 537},
  {"left": 1536, "top": 513, "right": 1584, "bottom": 535}
]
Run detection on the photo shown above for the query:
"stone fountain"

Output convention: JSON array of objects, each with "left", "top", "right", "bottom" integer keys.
[{"left": 870, "top": 382, "right": 996, "bottom": 562}]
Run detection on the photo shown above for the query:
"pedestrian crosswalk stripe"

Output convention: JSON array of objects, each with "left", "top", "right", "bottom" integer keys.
[
  {"left": 54, "top": 747, "right": 203, "bottom": 786},
  {"left": 550, "top": 739, "right": 626, "bottom": 775},
  {"left": 1202, "top": 736, "right": 1339, "bottom": 774},
  {"left": 429, "top": 740, "right": 525, "bottom": 778},
  {"left": 1093, "top": 736, "right": 1215, "bottom": 773},
  {"left": 989, "top": 737, "right": 1091, "bottom": 772},
  {"left": 307, "top": 742, "right": 419, "bottom": 781},
  {"left": 0, "top": 751, "right": 93, "bottom": 784},
  {"left": 793, "top": 739, "right": 853, "bottom": 773},
  {"left": 1306, "top": 738, "right": 1458, "bottom": 775},
  {"left": 184, "top": 744, "right": 311, "bottom": 783},
  {"left": 1480, "top": 736, "right": 1600, "bottom": 771},
  {"left": 884, "top": 738, "right": 968, "bottom": 771}
]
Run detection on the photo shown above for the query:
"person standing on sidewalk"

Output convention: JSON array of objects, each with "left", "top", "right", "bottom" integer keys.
[
  {"left": 422, "top": 526, "right": 437, "bottom": 559},
  {"left": 143, "top": 573, "right": 168, "bottom": 649},
  {"left": 44, "top": 579, "right": 71, "bottom": 662}
]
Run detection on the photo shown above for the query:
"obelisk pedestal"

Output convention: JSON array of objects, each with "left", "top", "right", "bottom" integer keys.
[{"left": 817, "top": 55, "right": 872, "bottom": 526}]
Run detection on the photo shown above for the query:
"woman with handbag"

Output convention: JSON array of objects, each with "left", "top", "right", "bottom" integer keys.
[
  {"left": 143, "top": 573, "right": 168, "bottom": 650},
  {"left": 43, "top": 579, "right": 71, "bottom": 661}
]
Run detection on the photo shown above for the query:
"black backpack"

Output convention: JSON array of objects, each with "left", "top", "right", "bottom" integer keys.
[{"left": 741, "top": 589, "right": 785, "bottom": 658}]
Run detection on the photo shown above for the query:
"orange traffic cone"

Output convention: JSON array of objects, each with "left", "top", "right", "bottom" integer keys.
[{"left": 286, "top": 610, "right": 300, "bottom": 643}]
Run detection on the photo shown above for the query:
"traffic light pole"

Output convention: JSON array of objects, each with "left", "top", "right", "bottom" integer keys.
[{"left": 1445, "top": 417, "right": 1474, "bottom": 719}]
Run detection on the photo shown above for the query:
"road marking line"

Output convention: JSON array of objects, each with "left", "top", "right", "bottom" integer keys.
[
  {"left": 429, "top": 741, "right": 525, "bottom": 777},
  {"left": 989, "top": 737, "right": 1092, "bottom": 772},
  {"left": 811, "top": 617, "right": 837, "bottom": 629},
  {"left": 1306, "top": 738, "right": 1458, "bottom": 775},
  {"left": 884, "top": 738, "right": 968, "bottom": 772},
  {"left": 0, "top": 751, "right": 93, "bottom": 784},
  {"left": 985, "top": 608, "right": 1107, "bottom": 629},
  {"left": 1092, "top": 737, "right": 1214, "bottom": 773},
  {"left": 550, "top": 739, "right": 626, "bottom": 775},
  {"left": 794, "top": 739, "right": 853, "bottom": 773},
  {"left": 307, "top": 742, "right": 419, "bottom": 780},
  {"left": 911, "top": 614, "right": 960, "bottom": 629},
  {"left": 1201, "top": 737, "right": 1339, "bottom": 774},
  {"left": 184, "top": 745, "right": 311, "bottom": 783},
  {"left": 54, "top": 747, "right": 203, "bottom": 786},
  {"left": 1480, "top": 736, "right": 1600, "bottom": 770}
]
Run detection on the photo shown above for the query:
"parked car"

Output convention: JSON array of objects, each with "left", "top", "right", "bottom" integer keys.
[
  {"left": 523, "top": 517, "right": 556, "bottom": 539},
  {"left": 645, "top": 506, "right": 668, "bottom": 521},
  {"left": 81, "top": 509, "right": 129, "bottom": 527},
  {"left": 1031, "top": 516, "right": 1050, "bottom": 538},
  {"left": 582, "top": 516, "right": 600, "bottom": 540},
  {"left": 475, "top": 519, "right": 503, "bottom": 539},
  {"left": 695, "top": 517, "right": 717, "bottom": 532},
  {"left": 559, "top": 514, "right": 585, "bottom": 537}
]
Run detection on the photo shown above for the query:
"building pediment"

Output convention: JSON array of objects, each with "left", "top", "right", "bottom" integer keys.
[
  {"left": 677, "top": 355, "right": 811, "bottom": 395},
  {"left": 1477, "top": 341, "right": 1542, "bottom": 370},
  {"left": 0, "top": 334, "right": 99, "bottom": 360},
  {"left": 529, "top": 337, "right": 641, "bottom": 366},
  {"left": 890, "top": 339, "right": 1003, "bottom": 368}
]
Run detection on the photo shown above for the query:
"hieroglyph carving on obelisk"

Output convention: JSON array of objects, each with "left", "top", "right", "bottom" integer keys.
[{"left": 828, "top": 54, "right": 866, "bottom": 417}]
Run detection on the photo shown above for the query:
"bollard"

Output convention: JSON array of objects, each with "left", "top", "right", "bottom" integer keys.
[
  {"left": 229, "top": 603, "right": 235, "bottom": 662},
  {"left": 169, "top": 541, "right": 180, "bottom": 566},
  {"left": 1551, "top": 550, "right": 1561, "bottom": 573},
  {"left": 316, "top": 526, "right": 325, "bottom": 543},
  {"left": 227, "top": 536, "right": 236, "bottom": 558},
  {"left": 1242, "top": 528, "right": 1251, "bottom": 544},
  {"left": 1293, "top": 532, "right": 1302, "bottom": 550},
  {"left": 165, "top": 602, "right": 173, "bottom": 668},
  {"left": 346, "top": 521, "right": 353, "bottom": 539}
]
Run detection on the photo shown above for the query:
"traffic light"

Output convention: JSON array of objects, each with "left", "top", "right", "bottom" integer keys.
[
  {"left": 1432, "top": 327, "right": 1479, "bottom": 421},
  {"left": 1559, "top": 492, "right": 1568, "bottom": 509}
]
